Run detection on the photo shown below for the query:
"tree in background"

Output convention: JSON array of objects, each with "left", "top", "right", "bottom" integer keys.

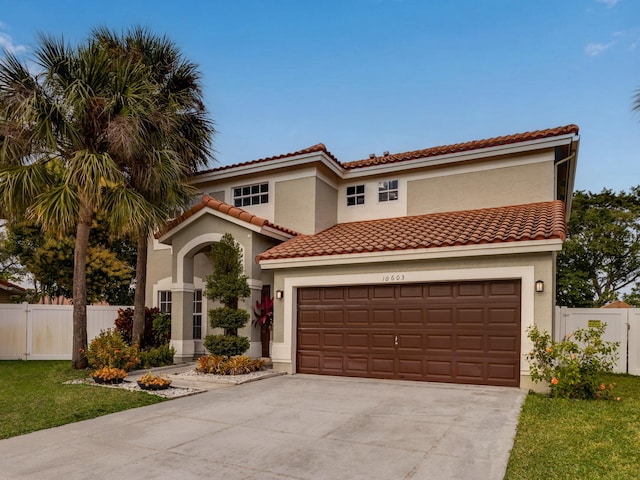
[
  {"left": 203, "top": 233, "right": 251, "bottom": 357},
  {"left": 0, "top": 230, "right": 25, "bottom": 283},
  {"left": 5, "top": 217, "right": 136, "bottom": 304},
  {"left": 556, "top": 187, "right": 640, "bottom": 307},
  {"left": 91, "top": 27, "right": 214, "bottom": 346}
]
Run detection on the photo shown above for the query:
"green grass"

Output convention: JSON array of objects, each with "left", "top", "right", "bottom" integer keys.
[
  {"left": 505, "top": 374, "right": 640, "bottom": 480},
  {"left": 0, "top": 360, "right": 164, "bottom": 439}
]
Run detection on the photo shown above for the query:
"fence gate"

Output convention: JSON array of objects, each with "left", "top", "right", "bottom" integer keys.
[
  {"left": 0, "top": 304, "right": 130, "bottom": 360},
  {"left": 555, "top": 306, "right": 639, "bottom": 375}
]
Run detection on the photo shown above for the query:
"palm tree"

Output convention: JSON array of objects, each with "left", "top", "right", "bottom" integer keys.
[
  {"left": 0, "top": 34, "right": 164, "bottom": 368},
  {"left": 91, "top": 27, "right": 214, "bottom": 347}
]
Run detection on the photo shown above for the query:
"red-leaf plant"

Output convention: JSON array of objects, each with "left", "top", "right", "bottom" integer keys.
[{"left": 253, "top": 294, "right": 274, "bottom": 328}]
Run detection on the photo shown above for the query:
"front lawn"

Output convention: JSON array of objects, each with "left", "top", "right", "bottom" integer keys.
[
  {"left": 0, "top": 361, "right": 164, "bottom": 439},
  {"left": 505, "top": 373, "right": 640, "bottom": 480}
]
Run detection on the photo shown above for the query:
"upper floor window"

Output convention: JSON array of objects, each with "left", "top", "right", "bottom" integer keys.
[
  {"left": 346, "top": 185, "right": 365, "bottom": 206},
  {"left": 233, "top": 182, "right": 269, "bottom": 207},
  {"left": 378, "top": 180, "right": 398, "bottom": 202}
]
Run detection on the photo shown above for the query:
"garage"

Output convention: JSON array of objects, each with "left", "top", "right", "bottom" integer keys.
[{"left": 297, "top": 279, "right": 521, "bottom": 387}]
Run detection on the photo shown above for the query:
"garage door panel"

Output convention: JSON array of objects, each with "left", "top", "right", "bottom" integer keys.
[
  {"left": 488, "top": 336, "right": 518, "bottom": 352},
  {"left": 426, "top": 309, "right": 455, "bottom": 325},
  {"left": 457, "top": 335, "right": 485, "bottom": 352},
  {"left": 398, "top": 309, "right": 423, "bottom": 326},
  {"left": 426, "top": 334, "right": 453, "bottom": 350},
  {"left": 487, "top": 308, "right": 519, "bottom": 324},
  {"left": 371, "top": 357, "right": 395, "bottom": 375},
  {"left": 297, "top": 280, "right": 520, "bottom": 387}
]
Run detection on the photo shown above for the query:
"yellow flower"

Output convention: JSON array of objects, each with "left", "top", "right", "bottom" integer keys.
[{"left": 545, "top": 347, "right": 552, "bottom": 353}]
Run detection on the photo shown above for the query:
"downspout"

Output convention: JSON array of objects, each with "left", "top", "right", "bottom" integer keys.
[{"left": 554, "top": 136, "right": 579, "bottom": 217}]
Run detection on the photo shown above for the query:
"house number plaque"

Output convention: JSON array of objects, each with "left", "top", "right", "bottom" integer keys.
[{"left": 382, "top": 274, "right": 405, "bottom": 282}]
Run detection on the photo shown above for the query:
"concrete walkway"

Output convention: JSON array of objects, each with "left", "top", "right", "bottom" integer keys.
[{"left": 0, "top": 375, "right": 526, "bottom": 480}]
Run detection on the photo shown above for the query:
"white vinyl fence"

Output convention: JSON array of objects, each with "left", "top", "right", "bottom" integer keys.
[
  {"left": 0, "top": 304, "right": 130, "bottom": 360},
  {"left": 555, "top": 306, "right": 640, "bottom": 376}
]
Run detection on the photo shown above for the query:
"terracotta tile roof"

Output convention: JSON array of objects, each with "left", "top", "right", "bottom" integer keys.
[
  {"left": 257, "top": 201, "right": 566, "bottom": 262},
  {"left": 343, "top": 125, "right": 579, "bottom": 169},
  {"left": 0, "top": 279, "right": 26, "bottom": 293},
  {"left": 602, "top": 300, "right": 632, "bottom": 309},
  {"left": 196, "top": 143, "right": 340, "bottom": 176},
  {"left": 156, "top": 195, "right": 299, "bottom": 239},
  {"left": 193, "top": 125, "right": 578, "bottom": 177}
]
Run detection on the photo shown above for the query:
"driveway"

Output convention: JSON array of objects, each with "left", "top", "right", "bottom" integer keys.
[{"left": 0, "top": 374, "right": 525, "bottom": 480}]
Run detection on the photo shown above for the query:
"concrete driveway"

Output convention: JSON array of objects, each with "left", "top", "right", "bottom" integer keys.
[{"left": 0, "top": 374, "right": 525, "bottom": 480}]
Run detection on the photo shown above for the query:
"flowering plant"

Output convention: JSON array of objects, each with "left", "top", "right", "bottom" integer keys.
[
  {"left": 91, "top": 366, "right": 127, "bottom": 383},
  {"left": 137, "top": 371, "right": 172, "bottom": 389},
  {"left": 85, "top": 329, "right": 140, "bottom": 371},
  {"left": 526, "top": 324, "right": 619, "bottom": 399},
  {"left": 253, "top": 295, "right": 274, "bottom": 328}
]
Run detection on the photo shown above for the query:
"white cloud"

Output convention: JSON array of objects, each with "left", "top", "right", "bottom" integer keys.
[
  {"left": 0, "top": 31, "right": 27, "bottom": 55},
  {"left": 585, "top": 42, "right": 614, "bottom": 56},
  {"left": 596, "top": 0, "right": 621, "bottom": 7}
]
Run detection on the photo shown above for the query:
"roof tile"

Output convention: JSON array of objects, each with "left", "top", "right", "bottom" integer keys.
[
  {"left": 156, "top": 196, "right": 299, "bottom": 239},
  {"left": 257, "top": 201, "right": 566, "bottom": 262}
]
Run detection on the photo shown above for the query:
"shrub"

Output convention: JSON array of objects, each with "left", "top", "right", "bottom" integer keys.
[
  {"left": 526, "top": 324, "right": 619, "bottom": 399},
  {"left": 152, "top": 312, "right": 171, "bottom": 346},
  {"left": 197, "top": 354, "right": 225, "bottom": 374},
  {"left": 203, "top": 334, "right": 250, "bottom": 357},
  {"left": 85, "top": 329, "right": 139, "bottom": 371},
  {"left": 137, "top": 344, "right": 175, "bottom": 369},
  {"left": 114, "top": 307, "right": 165, "bottom": 348},
  {"left": 209, "top": 307, "right": 251, "bottom": 331},
  {"left": 137, "top": 371, "right": 172, "bottom": 389},
  {"left": 196, "top": 355, "right": 266, "bottom": 375},
  {"left": 91, "top": 366, "right": 127, "bottom": 383}
]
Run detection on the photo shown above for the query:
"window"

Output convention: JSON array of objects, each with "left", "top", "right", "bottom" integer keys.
[
  {"left": 378, "top": 180, "right": 399, "bottom": 202},
  {"left": 193, "top": 289, "right": 202, "bottom": 339},
  {"left": 233, "top": 182, "right": 269, "bottom": 207},
  {"left": 158, "top": 290, "right": 172, "bottom": 314},
  {"left": 346, "top": 185, "right": 365, "bottom": 206}
]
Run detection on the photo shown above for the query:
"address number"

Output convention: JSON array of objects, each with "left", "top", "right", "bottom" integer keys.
[{"left": 382, "top": 274, "right": 405, "bottom": 282}]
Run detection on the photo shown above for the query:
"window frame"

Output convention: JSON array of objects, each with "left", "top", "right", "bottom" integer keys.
[
  {"left": 158, "top": 290, "right": 172, "bottom": 314},
  {"left": 192, "top": 289, "right": 203, "bottom": 340},
  {"left": 232, "top": 182, "right": 269, "bottom": 207},
  {"left": 378, "top": 179, "right": 399, "bottom": 203},
  {"left": 346, "top": 184, "right": 365, "bottom": 206}
]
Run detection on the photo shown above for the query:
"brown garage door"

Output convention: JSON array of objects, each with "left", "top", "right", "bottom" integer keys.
[{"left": 297, "top": 280, "right": 521, "bottom": 387}]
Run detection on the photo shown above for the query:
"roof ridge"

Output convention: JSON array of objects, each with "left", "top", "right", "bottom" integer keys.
[
  {"left": 343, "top": 124, "right": 579, "bottom": 169},
  {"left": 156, "top": 195, "right": 299, "bottom": 239}
]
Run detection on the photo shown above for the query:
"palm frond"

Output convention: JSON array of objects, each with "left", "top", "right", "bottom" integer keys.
[
  {"left": 28, "top": 182, "right": 80, "bottom": 235},
  {"left": 0, "top": 162, "right": 56, "bottom": 214}
]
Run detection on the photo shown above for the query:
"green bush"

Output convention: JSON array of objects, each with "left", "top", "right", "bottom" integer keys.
[
  {"left": 114, "top": 307, "right": 166, "bottom": 347},
  {"left": 137, "top": 344, "right": 175, "bottom": 369},
  {"left": 203, "top": 334, "right": 250, "bottom": 357},
  {"left": 526, "top": 324, "right": 619, "bottom": 399},
  {"left": 84, "top": 329, "right": 139, "bottom": 371},
  {"left": 152, "top": 312, "right": 171, "bottom": 346},
  {"left": 209, "top": 307, "right": 250, "bottom": 331}
]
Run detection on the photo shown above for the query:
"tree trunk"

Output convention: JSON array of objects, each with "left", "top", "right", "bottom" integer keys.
[
  {"left": 132, "top": 233, "right": 148, "bottom": 347},
  {"left": 71, "top": 202, "right": 92, "bottom": 370}
]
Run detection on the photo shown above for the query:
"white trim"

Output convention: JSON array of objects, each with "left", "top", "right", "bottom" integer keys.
[
  {"left": 260, "top": 239, "right": 563, "bottom": 269},
  {"left": 272, "top": 266, "right": 535, "bottom": 382}
]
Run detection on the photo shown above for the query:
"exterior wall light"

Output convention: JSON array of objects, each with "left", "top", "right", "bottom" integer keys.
[
  {"left": 535, "top": 280, "right": 544, "bottom": 293},
  {"left": 275, "top": 290, "right": 284, "bottom": 299}
]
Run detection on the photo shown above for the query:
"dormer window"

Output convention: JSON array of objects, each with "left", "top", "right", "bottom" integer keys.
[
  {"left": 346, "top": 185, "right": 365, "bottom": 206},
  {"left": 378, "top": 180, "right": 398, "bottom": 202},
  {"left": 233, "top": 182, "right": 269, "bottom": 207}
]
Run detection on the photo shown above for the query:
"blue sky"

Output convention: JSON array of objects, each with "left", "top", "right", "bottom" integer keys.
[{"left": 1, "top": 0, "right": 639, "bottom": 193}]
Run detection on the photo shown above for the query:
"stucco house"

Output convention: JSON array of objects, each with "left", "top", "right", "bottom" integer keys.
[{"left": 147, "top": 124, "right": 579, "bottom": 389}]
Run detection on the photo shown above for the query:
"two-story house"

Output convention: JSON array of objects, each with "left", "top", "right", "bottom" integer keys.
[{"left": 147, "top": 124, "right": 579, "bottom": 389}]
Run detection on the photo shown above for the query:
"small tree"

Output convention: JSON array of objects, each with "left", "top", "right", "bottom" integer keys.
[{"left": 203, "top": 233, "right": 251, "bottom": 356}]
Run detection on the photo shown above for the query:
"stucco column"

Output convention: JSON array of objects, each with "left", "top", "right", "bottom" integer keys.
[{"left": 170, "top": 286, "right": 195, "bottom": 362}]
